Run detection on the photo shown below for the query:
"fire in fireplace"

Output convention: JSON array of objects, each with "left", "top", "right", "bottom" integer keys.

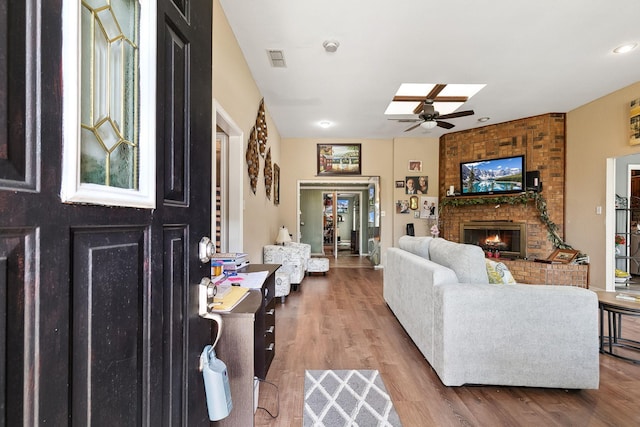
[{"left": 460, "top": 221, "right": 527, "bottom": 259}]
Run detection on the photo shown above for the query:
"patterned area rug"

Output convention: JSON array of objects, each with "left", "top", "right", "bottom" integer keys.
[{"left": 304, "top": 370, "right": 402, "bottom": 427}]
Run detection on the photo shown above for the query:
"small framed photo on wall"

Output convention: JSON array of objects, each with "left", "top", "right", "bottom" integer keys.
[
  {"left": 420, "top": 196, "right": 438, "bottom": 219},
  {"left": 396, "top": 200, "right": 410, "bottom": 214},
  {"left": 408, "top": 160, "right": 422, "bottom": 172},
  {"left": 395, "top": 180, "right": 405, "bottom": 189}
]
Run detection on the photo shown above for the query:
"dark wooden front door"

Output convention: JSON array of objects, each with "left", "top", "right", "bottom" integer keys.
[{"left": 0, "top": 1, "right": 213, "bottom": 425}]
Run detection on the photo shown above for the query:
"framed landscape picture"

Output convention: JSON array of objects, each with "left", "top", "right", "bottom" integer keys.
[
  {"left": 317, "top": 144, "right": 361, "bottom": 175},
  {"left": 548, "top": 248, "right": 579, "bottom": 264},
  {"left": 630, "top": 98, "right": 640, "bottom": 145}
]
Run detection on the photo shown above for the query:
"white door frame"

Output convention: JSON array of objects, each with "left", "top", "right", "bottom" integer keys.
[{"left": 213, "top": 100, "right": 243, "bottom": 252}]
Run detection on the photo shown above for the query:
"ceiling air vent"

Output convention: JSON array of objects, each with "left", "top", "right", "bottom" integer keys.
[{"left": 267, "top": 50, "right": 286, "bottom": 68}]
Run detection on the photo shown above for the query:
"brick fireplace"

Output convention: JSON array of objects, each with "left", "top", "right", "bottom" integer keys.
[{"left": 439, "top": 113, "right": 566, "bottom": 261}]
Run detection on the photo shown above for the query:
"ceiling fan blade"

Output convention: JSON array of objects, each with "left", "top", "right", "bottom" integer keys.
[
  {"left": 404, "top": 123, "right": 423, "bottom": 132},
  {"left": 437, "top": 110, "right": 474, "bottom": 120},
  {"left": 436, "top": 121, "right": 455, "bottom": 129},
  {"left": 387, "top": 118, "right": 421, "bottom": 122}
]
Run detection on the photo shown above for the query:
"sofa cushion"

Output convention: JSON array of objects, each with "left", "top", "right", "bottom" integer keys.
[
  {"left": 485, "top": 258, "right": 516, "bottom": 284},
  {"left": 398, "top": 235, "right": 433, "bottom": 259},
  {"left": 429, "top": 238, "right": 489, "bottom": 284}
]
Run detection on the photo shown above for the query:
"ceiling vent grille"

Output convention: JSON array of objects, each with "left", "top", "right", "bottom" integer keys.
[{"left": 267, "top": 50, "right": 286, "bottom": 68}]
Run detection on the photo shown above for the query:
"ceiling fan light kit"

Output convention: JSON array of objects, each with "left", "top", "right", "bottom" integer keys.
[{"left": 420, "top": 121, "right": 438, "bottom": 130}]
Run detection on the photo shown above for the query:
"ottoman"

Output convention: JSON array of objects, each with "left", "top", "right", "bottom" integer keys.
[{"left": 307, "top": 257, "right": 330, "bottom": 275}]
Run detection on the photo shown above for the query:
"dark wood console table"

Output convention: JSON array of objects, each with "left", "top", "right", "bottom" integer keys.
[
  {"left": 245, "top": 263, "right": 277, "bottom": 379},
  {"left": 213, "top": 264, "right": 278, "bottom": 427}
]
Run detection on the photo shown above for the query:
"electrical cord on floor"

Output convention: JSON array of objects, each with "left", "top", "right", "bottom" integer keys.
[{"left": 256, "top": 378, "right": 279, "bottom": 418}]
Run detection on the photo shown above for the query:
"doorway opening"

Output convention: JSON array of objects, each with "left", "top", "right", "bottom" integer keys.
[
  {"left": 322, "top": 192, "right": 361, "bottom": 257},
  {"left": 607, "top": 154, "right": 640, "bottom": 291},
  {"left": 298, "top": 177, "right": 380, "bottom": 264}
]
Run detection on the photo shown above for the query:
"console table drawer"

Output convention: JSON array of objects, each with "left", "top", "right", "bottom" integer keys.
[{"left": 256, "top": 298, "right": 276, "bottom": 376}]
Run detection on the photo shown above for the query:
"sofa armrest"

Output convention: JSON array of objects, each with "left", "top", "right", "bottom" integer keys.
[
  {"left": 383, "top": 248, "right": 458, "bottom": 363},
  {"left": 432, "top": 283, "right": 600, "bottom": 388}
]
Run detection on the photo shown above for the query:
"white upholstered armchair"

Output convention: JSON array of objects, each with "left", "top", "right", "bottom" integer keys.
[
  {"left": 263, "top": 243, "right": 310, "bottom": 291},
  {"left": 284, "top": 242, "right": 311, "bottom": 272}
]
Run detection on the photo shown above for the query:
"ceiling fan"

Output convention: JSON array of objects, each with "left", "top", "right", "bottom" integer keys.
[
  {"left": 388, "top": 83, "right": 475, "bottom": 131},
  {"left": 398, "top": 100, "right": 475, "bottom": 131}
]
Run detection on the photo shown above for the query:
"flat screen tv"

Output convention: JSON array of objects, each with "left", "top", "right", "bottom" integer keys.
[{"left": 460, "top": 155, "right": 524, "bottom": 195}]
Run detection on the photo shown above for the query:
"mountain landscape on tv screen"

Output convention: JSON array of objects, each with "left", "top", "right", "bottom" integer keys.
[{"left": 461, "top": 157, "right": 523, "bottom": 194}]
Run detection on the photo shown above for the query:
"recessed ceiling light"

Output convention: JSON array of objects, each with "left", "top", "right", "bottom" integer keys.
[
  {"left": 319, "top": 121, "right": 332, "bottom": 128},
  {"left": 478, "top": 117, "right": 490, "bottom": 123},
  {"left": 613, "top": 43, "right": 637, "bottom": 54}
]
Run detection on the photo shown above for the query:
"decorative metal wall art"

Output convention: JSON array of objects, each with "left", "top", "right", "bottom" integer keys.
[
  {"left": 273, "top": 163, "right": 280, "bottom": 205},
  {"left": 245, "top": 126, "right": 259, "bottom": 194},
  {"left": 256, "top": 99, "right": 268, "bottom": 157},
  {"left": 264, "top": 148, "right": 273, "bottom": 200}
]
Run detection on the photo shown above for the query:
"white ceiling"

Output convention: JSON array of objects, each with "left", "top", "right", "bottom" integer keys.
[{"left": 219, "top": 0, "right": 640, "bottom": 139}]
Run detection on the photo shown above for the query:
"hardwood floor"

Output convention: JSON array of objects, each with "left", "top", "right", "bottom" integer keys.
[{"left": 255, "top": 257, "right": 640, "bottom": 426}]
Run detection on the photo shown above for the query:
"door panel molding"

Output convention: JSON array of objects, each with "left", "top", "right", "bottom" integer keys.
[
  {"left": 0, "top": 0, "right": 39, "bottom": 191},
  {"left": 0, "top": 227, "right": 38, "bottom": 425},
  {"left": 162, "top": 225, "right": 188, "bottom": 424},
  {"left": 163, "top": 26, "right": 189, "bottom": 206},
  {"left": 71, "top": 226, "right": 149, "bottom": 425}
]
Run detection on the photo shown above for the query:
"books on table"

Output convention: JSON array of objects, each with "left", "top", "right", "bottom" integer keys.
[
  {"left": 210, "top": 252, "right": 249, "bottom": 273},
  {"left": 212, "top": 252, "right": 248, "bottom": 262}
]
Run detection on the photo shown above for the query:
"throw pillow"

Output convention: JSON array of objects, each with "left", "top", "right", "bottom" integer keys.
[{"left": 485, "top": 259, "right": 516, "bottom": 285}]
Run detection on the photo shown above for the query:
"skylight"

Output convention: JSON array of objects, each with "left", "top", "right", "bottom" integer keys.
[{"left": 384, "top": 83, "right": 485, "bottom": 116}]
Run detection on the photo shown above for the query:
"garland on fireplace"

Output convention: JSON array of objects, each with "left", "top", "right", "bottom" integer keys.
[{"left": 440, "top": 191, "right": 574, "bottom": 251}]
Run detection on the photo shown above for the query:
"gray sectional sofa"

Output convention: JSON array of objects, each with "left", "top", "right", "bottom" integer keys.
[{"left": 383, "top": 236, "right": 600, "bottom": 389}]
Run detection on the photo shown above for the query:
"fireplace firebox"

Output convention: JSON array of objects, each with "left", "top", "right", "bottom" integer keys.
[{"left": 460, "top": 221, "right": 527, "bottom": 259}]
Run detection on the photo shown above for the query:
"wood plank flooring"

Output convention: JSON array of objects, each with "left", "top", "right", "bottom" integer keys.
[{"left": 255, "top": 257, "right": 640, "bottom": 427}]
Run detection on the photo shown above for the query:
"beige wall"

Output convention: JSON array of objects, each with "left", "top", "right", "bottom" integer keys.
[
  {"left": 392, "top": 138, "right": 440, "bottom": 245},
  {"left": 566, "top": 81, "right": 640, "bottom": 290},
  {"left": 213, "top": 0, "right": 282, "bottom": 261}
]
